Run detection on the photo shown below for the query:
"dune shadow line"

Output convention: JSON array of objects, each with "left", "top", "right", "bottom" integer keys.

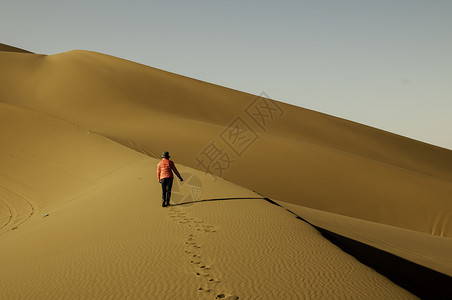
[
  {"left": 262, "top": 198, "right": 452, "bottom": 300},
  {"left": 172, "top": 196, "right": 452, "bottom": 298},
  {"left": 171, "top": 197, "right": 266, "bottom": 206}
]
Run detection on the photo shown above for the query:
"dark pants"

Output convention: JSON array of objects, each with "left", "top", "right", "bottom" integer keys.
[{"left": 161, "top": 177, "right": 173, "bottom": 206}]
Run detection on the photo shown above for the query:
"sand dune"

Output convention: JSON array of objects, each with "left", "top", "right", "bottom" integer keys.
[
  {"left": 0, "top": 43, "right": 32, "bottom": 53},
  {"left": 1, "top": 47, "right": 451, "bottom": 237},
  {"left": 1, "top": 43, "right": 451, "bottom": 298},
  {"left": 0, "top": 103, "right": 415, "bottom": 298},
  {"left": 279, "top": 201, "right": 452, "bottom": 276}
]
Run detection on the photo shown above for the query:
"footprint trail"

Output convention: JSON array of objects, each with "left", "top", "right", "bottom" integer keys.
[{"left": 168, "top": 205, "right": 238, "bottom": 299}]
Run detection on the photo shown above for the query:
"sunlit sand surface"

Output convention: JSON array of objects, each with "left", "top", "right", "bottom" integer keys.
[{"left": 1, "top": 43, "right": 451, "bottom": 298}]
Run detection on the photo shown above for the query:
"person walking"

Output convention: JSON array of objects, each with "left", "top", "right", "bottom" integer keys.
[{"left": 157, "top": 151, "right": 183, "bottom": 207}]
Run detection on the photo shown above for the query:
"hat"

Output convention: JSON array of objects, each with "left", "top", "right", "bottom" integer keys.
[{"left": 161, "top": 151, "right": 170, "bottom": 158}]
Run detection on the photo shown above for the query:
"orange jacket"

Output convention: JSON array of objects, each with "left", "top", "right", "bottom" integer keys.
[{"left": 157, "top": 158, "right": 181, "bottom": 181}]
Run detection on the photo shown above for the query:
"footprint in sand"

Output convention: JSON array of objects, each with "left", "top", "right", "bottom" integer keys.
[
  {"left": 184, "top": 244, "right": 201, "bottom": 253},
  {"left": 197, "top": 227, "right": 216, "bottom": 233},
  {"left": 215, "top": 293, "right": 239, "bottom": 300},
  {"left": 185, "top": 241, "right": 201, "bottom": 249},
  {"left": 195, "top": 271, "right": 210, "bottom": 277},
  {"left": 169, "top": 214, "right": 186, "bottom": 221},
  {"left": 198, "top": 286, "right": 212, "bottom": 293}
]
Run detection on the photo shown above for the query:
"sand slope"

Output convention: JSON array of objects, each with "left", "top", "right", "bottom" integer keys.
[
  {"left": 279, "top": 200, "right": 452, "bottom": 277},
  {"left": 0, "top": 103, "right": 416, "bottom": 299},
  {"left": 1, "top": 48, "right": 451, "bottom": 237},
  {"left": 0, "top": 43, "right": 32, "bottom": 53}
]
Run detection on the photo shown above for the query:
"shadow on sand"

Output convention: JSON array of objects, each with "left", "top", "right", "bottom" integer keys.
[{"left": 172, "top": 196, "right": 452, "bottom": 299}]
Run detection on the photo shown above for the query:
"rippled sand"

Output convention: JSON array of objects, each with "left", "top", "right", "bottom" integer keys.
[{"left": 1, "top": 43, "right": 450, "bottom": 298}]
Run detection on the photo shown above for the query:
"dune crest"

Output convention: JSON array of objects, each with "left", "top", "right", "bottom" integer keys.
[
  {"left": 1, "top": 48, "right": 451, "bottom": 237},
  {"left": 0, "top": 43, "right": 32, "bottom": 53},
  {"left": 0, "top": 103, "right": 416, "bottom": 298},
  {"left": 3, "top": 44, "right": 452, "bottom": 297}
]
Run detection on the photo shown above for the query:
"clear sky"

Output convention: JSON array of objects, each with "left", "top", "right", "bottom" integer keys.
[{"left": 1, "top": 1, "right": 451, "bottom": 149}]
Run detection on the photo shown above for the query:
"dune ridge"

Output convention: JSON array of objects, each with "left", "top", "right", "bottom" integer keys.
[
  {"left": 1, "top": 44, "right": 451, "bottom": 298},
  {"left": 0, "top": 103, "right": 417, "bottom": 298},
  {"left": 1, "top": 49, "right": 451, "bottom": 237},
  {"left": 0, "top": 43, "right": 32, "bottom": 53}
]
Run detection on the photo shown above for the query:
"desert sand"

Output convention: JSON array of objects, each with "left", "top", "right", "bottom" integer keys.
[
  {"left": 0, "top": 43, "right": 32, "bottom": 53},
  {"left": 1, "top": 43, "right": 451, "bottom": 299}
]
